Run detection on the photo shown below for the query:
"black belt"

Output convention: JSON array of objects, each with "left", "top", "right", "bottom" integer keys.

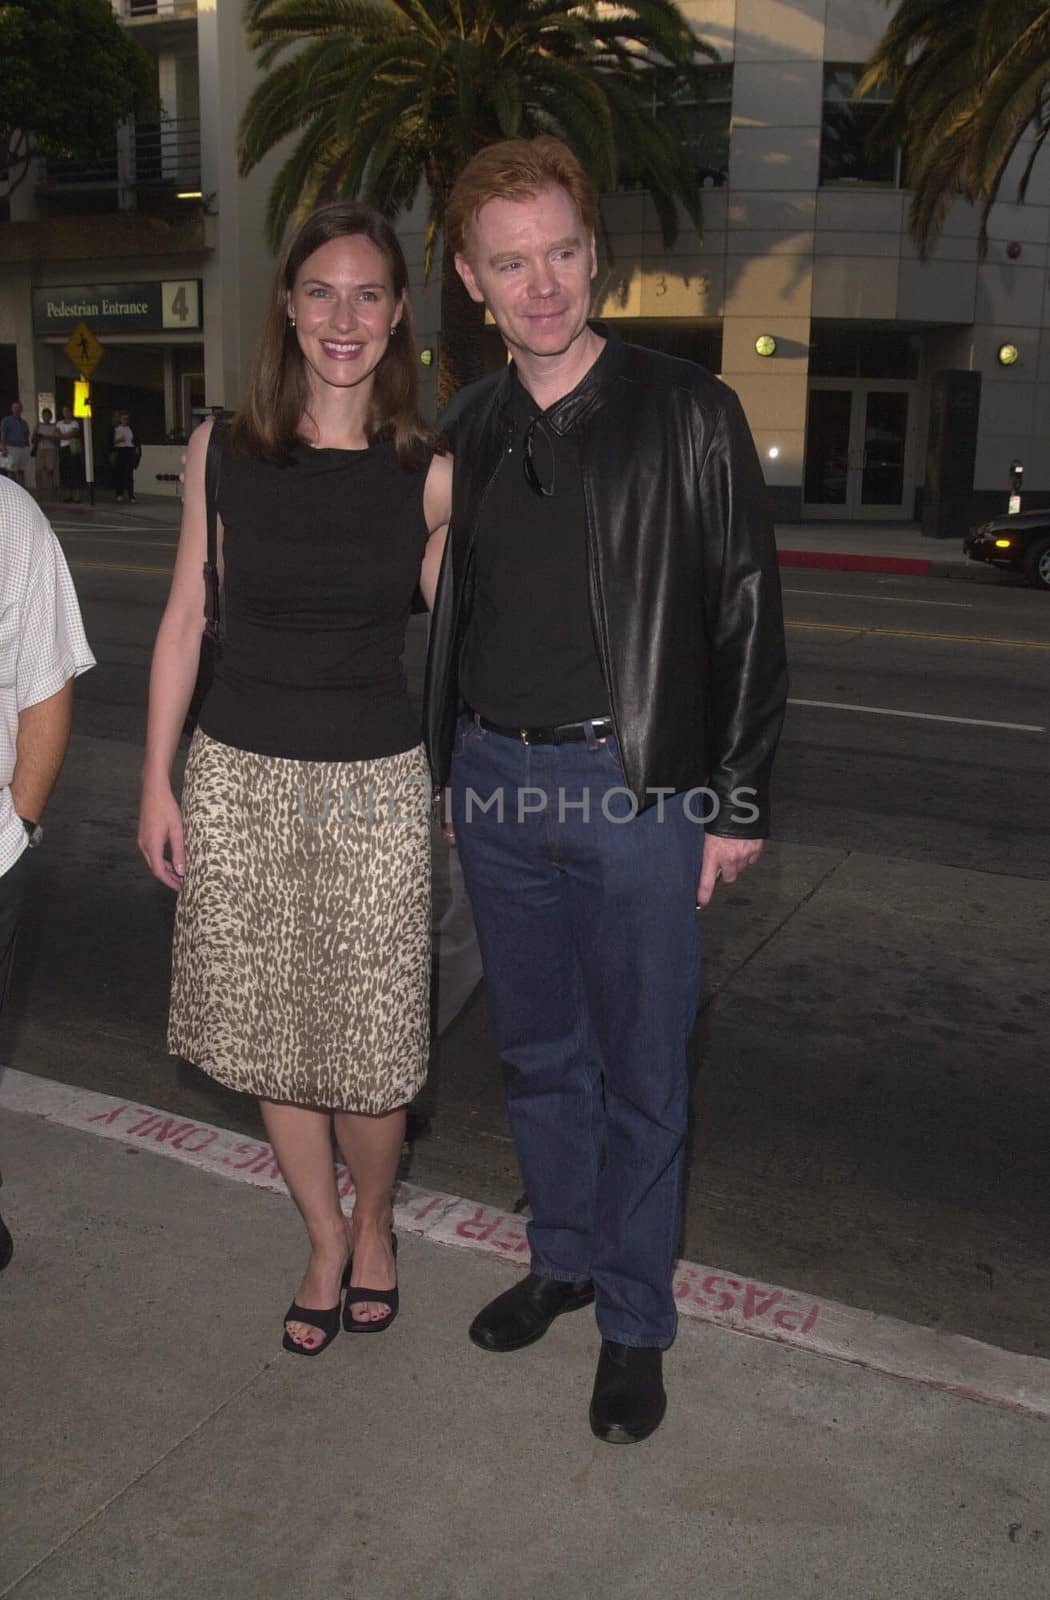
[{"left": 471, "top": 711, "right": 614, "bottom": 746}]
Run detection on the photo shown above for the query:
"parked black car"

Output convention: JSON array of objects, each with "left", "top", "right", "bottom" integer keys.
[{"left": 964, "top": 510, "right": 1050, "bottom": 589}]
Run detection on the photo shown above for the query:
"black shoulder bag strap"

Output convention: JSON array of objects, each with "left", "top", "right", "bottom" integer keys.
[
  {"left": 184, "top": 421, "right": 226, "bottom": 739},
  {"left": 202, "top": 420, "right": 226, "bottom": 640}
]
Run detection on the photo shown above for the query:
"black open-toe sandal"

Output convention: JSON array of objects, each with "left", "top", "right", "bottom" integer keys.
[
  {"left": 342, "top": 1234, "right": 399, "bottom": 1334},
  {"left": 282, "top": 1260, "right": 352, "bottom": 1357}
]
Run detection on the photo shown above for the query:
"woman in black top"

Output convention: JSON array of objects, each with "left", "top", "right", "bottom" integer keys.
[{"left": 139, "top": 203, "right": 451, "bottom": 1355}]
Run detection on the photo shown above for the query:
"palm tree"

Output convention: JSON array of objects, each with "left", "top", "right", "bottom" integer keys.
[
  {"left": 238, "top": 0, "right": 717, "bottom": 406},
  {"left": 861, "top": 0, "right": 1050, "bottom": 257}
]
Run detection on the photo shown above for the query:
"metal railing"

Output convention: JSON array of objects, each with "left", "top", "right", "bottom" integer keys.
[
  {"left": 40, "top": 144, "right": 119, "bottom": 189},
  {"left": 38, "top": 117, "right": 201, "bottom": 194},
  {"left": 121, "top": 0, "right": 197, "bottom": 20},
  {"left": 134, "top": 118, "right": 202, "bottom": 187}
]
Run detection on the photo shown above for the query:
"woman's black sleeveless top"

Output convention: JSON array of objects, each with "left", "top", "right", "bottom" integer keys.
[{"left": 198, "top": 435, "right": 431, "bottom": 762}]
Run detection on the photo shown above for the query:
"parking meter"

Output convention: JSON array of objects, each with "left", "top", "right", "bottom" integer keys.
[{"left": 1009, "top": 459, "right": 1024, "bottom": 514}]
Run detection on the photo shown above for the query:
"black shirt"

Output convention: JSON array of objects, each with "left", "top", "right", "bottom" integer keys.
[
  {"left": 459, "top": 365, "right": 610, "bottom": 727},
  {"left": 200, "top": 436, "right": 431, "bottom": 762}
]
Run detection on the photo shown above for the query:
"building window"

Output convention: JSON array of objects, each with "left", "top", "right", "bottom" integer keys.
[
  {"left": 618, "top": 66, "right": 733, "bottom": 192},
  {"left": 820, "top": 65, "right": 902, "bottom": 187},
  {"left": 809, "top": 323, "right": 920, "bottom": 380},
  {"left": 616, "top": 319, "right": 723, "bottom": 372},
  {"left": 674, "top": 66, "right": 733, "bottom": 188}
]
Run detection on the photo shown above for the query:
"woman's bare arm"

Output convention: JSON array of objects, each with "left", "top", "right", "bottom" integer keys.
[
  {"left": 138, "top": 418, "right": 214, "bottom": 887},
  {"left": 419, "top": 451, "right": 452, "bottom": 611}
]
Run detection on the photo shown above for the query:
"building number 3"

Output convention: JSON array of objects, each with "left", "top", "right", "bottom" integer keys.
[{"left": 651, "top": 274, "right": 708, "bottom": 297}]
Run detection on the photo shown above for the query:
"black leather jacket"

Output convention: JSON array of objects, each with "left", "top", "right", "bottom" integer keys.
[{"left": 424, "top": 329, "right": 788, "bottom": 837}]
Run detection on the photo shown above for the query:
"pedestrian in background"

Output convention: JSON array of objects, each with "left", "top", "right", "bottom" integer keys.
[
  {"left": 56, "top": 406, "right": 84, "bottom": 504},
  {"left": 113, "top": 411, "right": 137, "bottom": 502},
  {"left": 139, "top": 201, "right": 451, "bottom": 1357},
  {"left": 31, "top": 409, "right": 60, "bottom": 501},
  {"left": 1, "top": 402, "right": 32, "bottom": 488},
  {"left": 0, "top": 477, "right": 96, "bottom": 1269},
  {"left": 107, "top": 410, "right": 121, "bottom": 494},
  {"left": 427, "top": 137, "right": 787, "bottom": 1443}
]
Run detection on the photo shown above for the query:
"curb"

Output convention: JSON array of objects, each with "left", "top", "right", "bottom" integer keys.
[
  {"left": 777, "top": 548, "right": 986, "bottom": 581},
  {"left": 3, "top": 1065, "right": 1049, "bottom": 1421},
  {"left": 778, "top": 549, "right": 933, "bottom": 576}
]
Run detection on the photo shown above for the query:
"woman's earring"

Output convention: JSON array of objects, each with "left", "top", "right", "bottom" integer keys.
[
  {"left": 389, "top": 323, "right": 399, "bottom": 335},
  {"left": 288, "top": 315, "right": 296, "bottom": 328}
]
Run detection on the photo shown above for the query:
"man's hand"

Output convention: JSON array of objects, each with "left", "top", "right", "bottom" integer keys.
[{"left": 696, "top": 834, "right": 764, "bottom": 908}]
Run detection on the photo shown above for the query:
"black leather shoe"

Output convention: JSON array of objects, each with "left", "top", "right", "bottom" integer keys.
[
  {"left": 469, "top": 1272, "right": 595, "bottom": 1352},
  {"left": 589, "top": 1340, "right": 666, "bottom": 1443}
]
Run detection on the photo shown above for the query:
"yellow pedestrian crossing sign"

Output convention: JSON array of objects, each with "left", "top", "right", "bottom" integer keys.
[{"left": 64, "top": 321, "right": 104, "bottom": 380}]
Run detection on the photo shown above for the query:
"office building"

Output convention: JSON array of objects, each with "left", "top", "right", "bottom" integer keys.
[{"left": 2, "top": 0, "right": 1047, "bottom": 524}]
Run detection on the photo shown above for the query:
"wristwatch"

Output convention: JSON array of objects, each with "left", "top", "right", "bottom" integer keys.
[{"left": 20, "top": 816, "right": 44, "bottom": 849}]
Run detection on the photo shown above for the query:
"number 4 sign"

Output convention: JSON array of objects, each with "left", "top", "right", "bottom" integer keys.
[{"left": 161, "top": 280, "right": 201, "bottom": 330}]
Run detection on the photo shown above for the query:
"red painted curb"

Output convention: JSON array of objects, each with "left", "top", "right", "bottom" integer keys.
[{"left": 777, "top": 549, "right": 933, "bottom": 576}]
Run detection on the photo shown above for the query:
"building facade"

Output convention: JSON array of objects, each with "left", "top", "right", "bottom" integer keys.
[
  {"left": 0, "top": 0, "right": 281, "bottom": 493},
  {"left": 2, "top": 0, "right": 1048, "bottom": 525},
  {"left": 577, "top": 0, "right": 1050, "bottom": 526}
]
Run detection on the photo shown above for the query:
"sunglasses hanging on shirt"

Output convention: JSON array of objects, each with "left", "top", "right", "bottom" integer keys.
[{"left": 522, "top": 414, "right": 556, "bottom": 498}]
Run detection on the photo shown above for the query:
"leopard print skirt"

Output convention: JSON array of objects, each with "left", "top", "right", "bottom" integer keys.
[{"left": 168, "top": 731, "right": 431, "bottom": 1113}]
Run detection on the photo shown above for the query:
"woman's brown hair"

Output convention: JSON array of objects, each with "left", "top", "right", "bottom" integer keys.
[{"left": 232, "top": 201, "right": 439, "bottom": 469}]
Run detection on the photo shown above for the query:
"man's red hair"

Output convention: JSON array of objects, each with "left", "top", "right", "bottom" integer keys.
[{"left": 446, "top": 137, "right": 599, "bottom": 258}]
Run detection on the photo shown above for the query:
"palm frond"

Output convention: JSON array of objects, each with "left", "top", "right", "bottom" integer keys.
[
  {"left": 967, "top": 11, "right": 1050, "bottom": 187},
  {"left": 260, "top": 109, "right": 344, "bottom": 243},
  {"left": 860, "top": 0, "right": 1050, "bottom": 254},
  {"left": 525, "top": 56, "right": 618, "bottom": 188},
  {"left": 1014, "top": 113, "right": 1050, "bottom": 204},
  {"left": 239, "top": 55, "right": 318, "bottom": 173}
]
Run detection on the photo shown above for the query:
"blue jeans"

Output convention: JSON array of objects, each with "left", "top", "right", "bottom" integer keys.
[{"left": 450, "top": 716, "right": 704, "bottom": 1348}]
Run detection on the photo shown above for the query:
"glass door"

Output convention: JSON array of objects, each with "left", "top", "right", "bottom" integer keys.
[
  {"left": 803, "top": 388, "right": 851, "bottom": 510},
  {"left": 803, "top": 381, "right": 917, "bottom": 519},
  {"left": 858, "top": 389, "right": 909, "bottom": 514}
]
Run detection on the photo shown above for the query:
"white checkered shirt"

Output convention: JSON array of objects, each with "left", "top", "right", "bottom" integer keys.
[{"left": 1, "top": 479, "right": 96, "bottom": 876}]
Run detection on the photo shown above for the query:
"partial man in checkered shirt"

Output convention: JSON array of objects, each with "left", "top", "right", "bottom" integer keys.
[{"left": 0, "top": 477, "right": 95, "bottom": 1268}]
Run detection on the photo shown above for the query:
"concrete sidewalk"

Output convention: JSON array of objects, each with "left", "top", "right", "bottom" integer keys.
[
  {"left": 2, "top": 1087, "right": 1048, "bottom": 1600},
  {"left": 44, "top": 492, "right": 182, "bottom": 529}
]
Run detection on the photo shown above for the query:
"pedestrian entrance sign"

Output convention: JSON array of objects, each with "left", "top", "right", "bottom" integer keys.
[{"left": 64, "top": 321, "right": 104, "bottom": 380}]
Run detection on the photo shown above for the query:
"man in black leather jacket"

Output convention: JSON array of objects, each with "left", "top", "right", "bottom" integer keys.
[{"left": 425, "top": 137, "right": 787, "bottom": 1444}]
